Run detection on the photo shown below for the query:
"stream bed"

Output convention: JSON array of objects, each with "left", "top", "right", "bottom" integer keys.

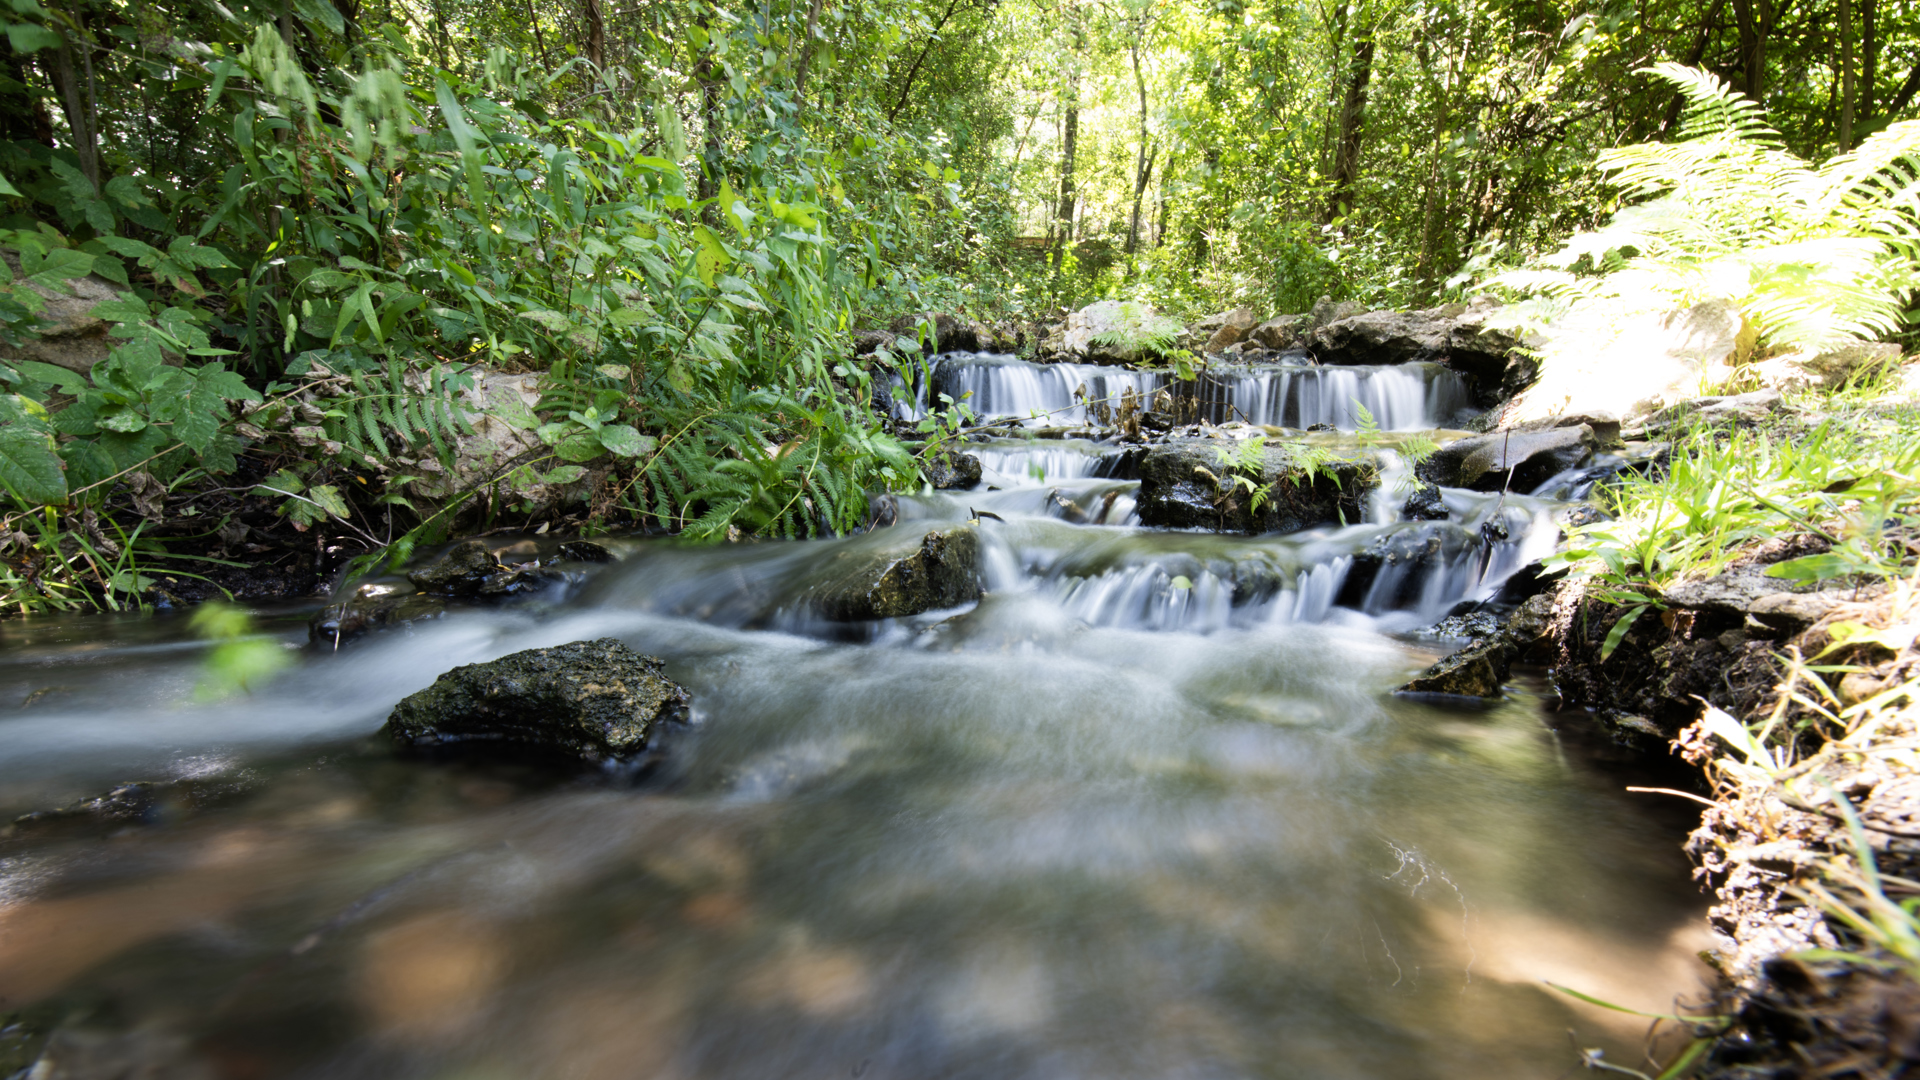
[{"left": 0, "top": 353, "right": 1712, "bottom": 1079}]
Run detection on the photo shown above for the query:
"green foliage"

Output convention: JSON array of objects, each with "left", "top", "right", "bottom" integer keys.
[
  {"left": 190, "top": 602, "right": 292, "bottom": 700},
  {"left": 1090, "top": 300, "right": 1185, "bottom": 358},
  {"left": 1212, "top": 435, "right": 1274, "bottom": 515},
  {"left": 1490, "top": 64, "right": 1920, "bottom": 355},
  {"left": 1546, "top": 411, "right": 1920, "bottom": 602}
]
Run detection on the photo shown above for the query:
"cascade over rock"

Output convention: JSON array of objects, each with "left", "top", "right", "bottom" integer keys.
[
  {"left": 805, "top": 525, "right": 982, "bottom": 620},
  {"left": 1307, "top": 304, "right": 1527, "bottom": 401}
]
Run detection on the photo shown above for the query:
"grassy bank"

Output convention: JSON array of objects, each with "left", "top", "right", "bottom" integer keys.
[{"left": 1542, "top": 371, "right": 1920, "bottom": 1075}]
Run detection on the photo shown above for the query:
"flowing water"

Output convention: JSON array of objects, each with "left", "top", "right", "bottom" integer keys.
[{"left": 0, "top": 354, "right": 1710, "bottom": 1079}]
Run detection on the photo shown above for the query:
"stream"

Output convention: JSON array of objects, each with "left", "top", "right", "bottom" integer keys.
[{"left": 0, "top": 352, "right": 1712, "bottom": 1079}]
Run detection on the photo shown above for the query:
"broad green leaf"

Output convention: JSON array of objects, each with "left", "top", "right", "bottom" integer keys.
[
  {"left": 96, "top": 407, "right": 148, "bottom": 433},
  {"left": 554, "top": 429, "right": 605, "bottom": 462},
  {"left": 308, "top": 484, "right": 350, "bottom": 518},
  {"left": 1700, "top": 703, "right": 1772, "bottom": 769},
  {"left": 543, "top": 464, "right": 588, "bottom": 484},
  {"left": 6, "top": 21, "right": 61, "bottom": 52},
  {"left": 596, "top": 424, "right": 654, "bottom": 458},
  {"left": 0, "top": 412, "right": 66, "bottom": 503}
]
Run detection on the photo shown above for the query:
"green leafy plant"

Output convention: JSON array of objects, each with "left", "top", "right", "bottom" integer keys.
[
  {"left": 1488, "top": 63, "right": 1920, "bottom": 356},
  {"left": 1091, "top": 301, "right": 1186, "bottom": 360},
  {"left": 191, "top": 602, "right": 292, "bottom": 701}
]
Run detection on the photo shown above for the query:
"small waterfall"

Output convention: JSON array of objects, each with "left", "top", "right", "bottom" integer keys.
[
  {"left": 1191, "top": 362, "right": 1471, "bottom": 430},
  {"left": 907, "top": 354, "right": 1471, "bottom": 431},
  {"left": 969, "top": 439, "right": 1111, "bottom": 486},
  {"left": 930, "top": 353, "right": 1168, "bottom": 426}
]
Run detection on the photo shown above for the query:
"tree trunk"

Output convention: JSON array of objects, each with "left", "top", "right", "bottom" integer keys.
[
  {"left": 42, "top": 35, "right": 98, "bottom": 194},
  {"left": 888, "top": 0, "right": 965, "bottom": 123},
  {"left": 1841, "top": 0, "right": 1856, "bottom": 148},
  {"left": 794, "top": 0, "right": 826, "bottom": 106},
  {"left": 583, "top": 0, "right": 606, "bottom": 69},
  {"left": 1660, "top": 0, "right": 1725, "bottom": 135},
  {"left": 1863, "top": 0, "right": 1879, "bottom": 121},
  {"left": 1730, "top": 0, "right": 1766, "bottom": 101},
  {"left": 1325, "top": 25, "right": 1374, "bottom": 224},
  {"left": 1053, "top": 92, "right": 1078, "bottom": 268},
  {"left": 1125, "top": 35, "right": 1151, "bottom": 255},
  {"left": 696, "top": 17, "right": 722, "bottom": 206}
]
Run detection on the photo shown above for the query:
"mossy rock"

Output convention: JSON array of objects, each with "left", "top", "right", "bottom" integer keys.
[
  {"left": 1134, "top": 437, "right": 1377, "bottom": 534},
  {"left": 385, "top": 638, "right": 689, "bottom": 760}
]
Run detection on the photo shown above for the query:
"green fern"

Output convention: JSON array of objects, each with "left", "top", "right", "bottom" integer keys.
[
  {"left": 316, "top": 363, "right": 475, "bottom": 465},
  {"left": 1091, "top": 301, "right": 1185, "bottom": 358},
  {"left": 1489, "top": 62, "right": 1920, "bottom": 354}
]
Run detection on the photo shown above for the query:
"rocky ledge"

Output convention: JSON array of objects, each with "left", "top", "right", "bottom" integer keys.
[{"left": 1133, "top": 436, "right": 1378, "bottom": 534}]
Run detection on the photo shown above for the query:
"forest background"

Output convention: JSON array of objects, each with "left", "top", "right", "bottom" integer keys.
[{"left": 0, "top": 0, "right": 1895, "bottom": 608}]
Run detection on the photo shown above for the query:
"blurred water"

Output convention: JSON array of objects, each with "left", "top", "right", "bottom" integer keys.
[{"left": 0, "top": 415, "right": 1709, "bottom": 1080}]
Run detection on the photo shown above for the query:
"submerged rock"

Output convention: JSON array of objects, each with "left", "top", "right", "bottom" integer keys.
[
  {"left": 1400, "top": 482, "right": 1449, "bottom": 521},
  {"left": 1133, "top": 437, "right": 1377, "bottom": 534},
  {"left": 808, "top": 526, "right": 983, "bottom": 621},
  {"left": 386, "top": 638, "right": 689, "bottom": 761},
  {"left": 408, "top": 540, "right": 503, "bottom": 595},
  {"left": 310, "top": 590, "right": 449, "bottom": 647}
]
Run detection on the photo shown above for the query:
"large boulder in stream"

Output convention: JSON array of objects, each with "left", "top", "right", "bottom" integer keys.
[
  {"left": 1417, "top": 424, "right": 1596, "bottom": 493},
  {"left": 806, "top": 526, "right": 982, "bottom": 620},
  {"left": 1134, "top": 438, "right": 1377, "bottom": 534},
  {"left": 386, "top": 638, "right": 689, "bottom": 761}
]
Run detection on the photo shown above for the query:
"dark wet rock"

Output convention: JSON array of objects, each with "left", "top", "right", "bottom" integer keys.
[
  {"left": 1400, "top": 482, "right": 1449, "bottom": 521},
  {"left": 1424, "top": 609, "right": 1502, "bottom": 642},
  {"left": 1504, "top": 592, "right": 1558, "bottom": 663},
  {"left": 1547, "top": 537, "right": 1867, "bottom": 738},
  {"left": 386, "top": 638, "right": 689, "bottom": 761},
  {"left": 1418, "top": 425, "right": 1595, "bottom": 492},
  {"left": 1400, "top": 638, "right": 1513, "bottom": 698},
  {"left": 923, "top": 449, "right": 983, "bottom": 489},
  {"left": 5, "top": 772, "right": 255, "bottom": 840},
  {"left": 808, "top": 526, "right": 982, "bottom": 621},
  {"left": 1134, "top": 438, "right": 1377, "bottom": 534},
  {"left": 310, "top": 590, "right": 449, "bottom": 647},
  {"left": 557, "top": 540, "right": 617, "bottom": 563},
  {"left": 1560, "top": 504, "right": 1610, "bottom": 530},
  {"left": 1337, "top": 522, "right": 1478, "bottom": 610},
  {"left": 407, "top": 540, "right": 501, "bottom": 595},
  {"left": 401, "top": 539, "right": 577, "bottom": 602}
]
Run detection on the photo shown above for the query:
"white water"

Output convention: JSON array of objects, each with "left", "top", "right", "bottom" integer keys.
[{"left": 892, "top": 353, "right": 1472, "bottom": 431}]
